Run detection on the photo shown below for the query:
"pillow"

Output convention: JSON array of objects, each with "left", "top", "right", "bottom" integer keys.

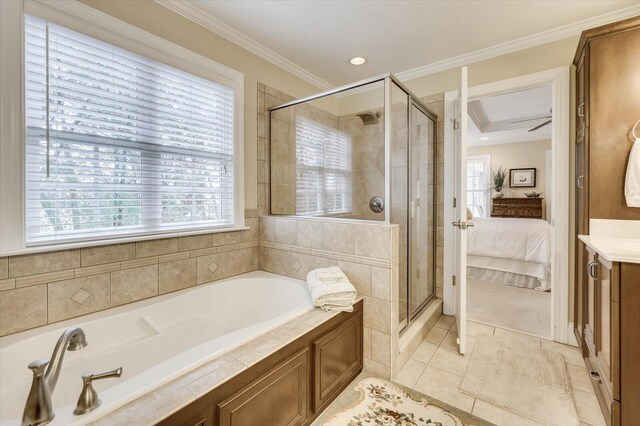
[{"left": 466, "top": 208, "right": 473, "bottom": 220}]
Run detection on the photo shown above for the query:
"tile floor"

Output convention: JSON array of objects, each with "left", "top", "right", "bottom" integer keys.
[{"left": 394, "top": 315, "right": 606, "bottom": 426}]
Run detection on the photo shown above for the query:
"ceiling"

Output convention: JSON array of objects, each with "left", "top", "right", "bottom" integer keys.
[
  {"left": 468, "top": 85, "right": 552, "bottom": 146},
  {"left": 172, "top": 0, "right": 639, "bottom": 86}
]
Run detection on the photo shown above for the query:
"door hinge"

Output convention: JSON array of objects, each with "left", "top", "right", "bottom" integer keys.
[
  {"left": 453, "top": 197, "right": 457, "bottom": 208},
  {"left": 453, "top": 275, "right": 456, "bottom": 287},
  {"left": 452, "top": 118, "right": 460, "bottom": 130}
]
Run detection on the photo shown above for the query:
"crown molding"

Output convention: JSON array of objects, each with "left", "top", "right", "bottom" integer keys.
[
  {"left": 155, "top": 0, "right": 333, "bottom": 91},
  {"left": 395, "top": 4, "right": 640, "bottom": 81},
  {"left": 155, "top": 0, "right": 639, "bottom": 90}
]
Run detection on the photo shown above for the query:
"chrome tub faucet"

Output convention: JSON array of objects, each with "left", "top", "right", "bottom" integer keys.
[{"left": 22, "top": 327, "right": 88, "bottom": 426}]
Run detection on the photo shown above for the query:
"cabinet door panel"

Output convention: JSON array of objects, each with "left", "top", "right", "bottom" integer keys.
[
  {"left": 218, "top": 349, "right": 309, "bottom": 426},
  {"left": 597, "top": 260, "right": 620, "bottom": 401},
  {"left": 313, "top": 313, "right": 362, "bottom": 412},
  {"left": 585, "top": 249, "right": 597, "bottom": 348}
]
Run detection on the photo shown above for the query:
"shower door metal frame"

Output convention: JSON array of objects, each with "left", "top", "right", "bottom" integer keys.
[
  {"left": 268, "top": 75, "right": 438, "bottom": 332},
  {"left": 386, "top": 77, "right": 438, "bottom": 332},
  {"left": 405, "top": 98, "right": 438, "bottom": 327}
]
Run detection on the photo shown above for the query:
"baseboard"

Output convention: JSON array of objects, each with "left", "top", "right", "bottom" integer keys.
[{"left": 566, "top": 323, "right": 579, "bottom": 347}]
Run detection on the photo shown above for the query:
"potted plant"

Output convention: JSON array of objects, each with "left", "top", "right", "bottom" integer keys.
[{"left": 490, "top": 166, "right": 507, "bottom": 198}]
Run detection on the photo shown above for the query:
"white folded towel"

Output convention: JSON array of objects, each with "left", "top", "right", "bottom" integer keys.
[
  {"left": 625, "top": 135, "right": 640, "bottom": 207},
  {"left": 306, "top": 266, "right": 357, "bottom": 312}
]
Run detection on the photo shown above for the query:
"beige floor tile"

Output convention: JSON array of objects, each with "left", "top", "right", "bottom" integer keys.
[
  {"left": 424, "top": 325, "right": 447, "bottom": 345},
  {"left": 434, "top": 314, "right": 455, "bottom": 330},
  {"left": 573, "top": 388, "right": 606, "bottom": 426},
  {"left": 466, "top": 320, "right": 495, "bottom": 337},
  {"left": 394, "top": 359, "right": 426, "bottom": 388},
  {"left": 471, "top": 399, "right": 543, "bottom": 426},
  {"left": 541, "top": 340, "right": 585, "bottom": 367},
  {"left": 494, "top": 328, "right": 541, "bottom": 349},
  {"left": 411, "top": 340, "right": 438, "bottom": 363},
  {"left": 413, "top": 365, "right": 475, "bottom": 412},
  {"left": 441, "top": 327, "right": 458, "bottom": 349},
  {"left": 428, "top": 346, "right": 469, "bottom": 376},
  {"left": 566, "top": 363, "right": 595, "bottom": 394},
  {"left": 440, "top": 328, "right": 477, "bottom": 353}
]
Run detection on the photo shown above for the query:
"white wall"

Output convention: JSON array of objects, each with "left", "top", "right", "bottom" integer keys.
[{"left": 468, "top": 139, "right": 551, "bottom": 218}]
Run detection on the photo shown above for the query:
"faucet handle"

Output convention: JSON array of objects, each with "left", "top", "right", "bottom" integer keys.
[
  {"left": 83, "top": 366, "right": 122, "bottom": 383},
  {"left": 27, "top": 358, "right": 50, "bottom": 376},
  {"left": 73, "top": 367, "right": 123, "bottom": 416}
]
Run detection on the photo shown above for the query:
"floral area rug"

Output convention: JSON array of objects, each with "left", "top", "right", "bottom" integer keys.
[{"left": 316, "top": 376, "right": 492, "bottom": 426}]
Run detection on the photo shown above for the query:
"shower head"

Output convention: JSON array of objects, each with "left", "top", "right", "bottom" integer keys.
[{"left": 356, "top": 111, "right": 381, "bottom": 125}]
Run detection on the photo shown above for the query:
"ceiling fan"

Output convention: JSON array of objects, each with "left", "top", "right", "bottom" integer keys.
[{"left": 510, "top": 108, "right": 552, "bottom": 132}]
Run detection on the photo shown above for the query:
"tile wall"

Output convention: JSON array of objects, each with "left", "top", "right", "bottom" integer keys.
[
  {"left": 0, "top": 211, "right": 259, "bottom": 336},
  {"left": 258, "top": 215, "right": 399, "bottom": 379}
]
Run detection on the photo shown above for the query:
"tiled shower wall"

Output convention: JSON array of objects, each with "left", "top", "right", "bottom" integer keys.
[
  {"left": 0, "top": 211, "right": 259, "bottom": 336},
  {"left": 258, "top": 216, "right": 399, "bottom": 379},
  {"left": 339, "top": 109, "right": 385, "bottom": 221}
]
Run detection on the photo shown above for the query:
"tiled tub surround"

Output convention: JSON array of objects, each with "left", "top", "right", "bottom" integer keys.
[
  {"left": 258, "top": 215, "right": 399, "bottom": 379},
  {"left": 90, "top": 300, "right": 362, "bottom": 426},
  {"left": 0, "top": 211, "right": 259, "bottom": 336},
  {"left": 0, "top": 271, "right": 328, "bottom": 425}
]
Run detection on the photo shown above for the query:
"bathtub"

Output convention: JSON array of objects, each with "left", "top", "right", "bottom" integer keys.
[{"left": 0, "top": 271, "right": 314, "bottom": 425}]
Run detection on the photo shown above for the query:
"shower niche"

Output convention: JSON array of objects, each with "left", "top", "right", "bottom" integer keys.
[{"left": 268, "top": 75, "right": 437, "bottom": 331}]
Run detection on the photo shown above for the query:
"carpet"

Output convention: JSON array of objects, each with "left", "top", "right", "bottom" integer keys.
[
  {"left": 314, "top": 374, "right": 492, "bottom": 426},
  {"left": 467, "top": 278, "right": 551, "bottom": 338},
  {"left": 460, "top": 335, "right": 579, "bottom": 426}
]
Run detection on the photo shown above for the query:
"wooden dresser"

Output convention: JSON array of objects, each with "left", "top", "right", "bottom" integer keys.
[
  {"left": 490, "top": 197, "right": 543, "bottom": 219},
  {"left": 573, "top": 16, "right": 640, "bottom": 426}
]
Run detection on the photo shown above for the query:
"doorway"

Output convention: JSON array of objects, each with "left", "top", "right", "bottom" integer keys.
[{"left": 444, "top": 67, "right": 571, "bottom": 347}]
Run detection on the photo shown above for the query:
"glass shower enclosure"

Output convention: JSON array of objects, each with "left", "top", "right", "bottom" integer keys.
[{"left": 268, "top": 75, "right": 437, "bottom": 331}]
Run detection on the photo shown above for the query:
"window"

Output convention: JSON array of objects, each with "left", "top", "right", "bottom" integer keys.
[
  {"left": 466, "top": 155, "right": 490, "bottom": 218},
  {"left": 23, "top": 15, "right": 237, "bottom": 245},
  {"left": 295, "top": 117, "right": 352, "bottom": 215}
]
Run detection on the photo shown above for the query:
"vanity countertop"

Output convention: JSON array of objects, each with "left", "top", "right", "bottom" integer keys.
[{"left": 578, "top": 234, "right": 640, "bottom": 264}]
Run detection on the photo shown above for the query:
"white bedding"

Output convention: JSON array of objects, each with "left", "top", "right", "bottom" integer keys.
[{"left": 467, "top": 218, "right": 552, "bottom": 290}]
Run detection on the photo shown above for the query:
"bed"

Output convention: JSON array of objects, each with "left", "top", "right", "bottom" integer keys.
[{"left": 466, "top": 217, "right": 552, "bottom": 291}]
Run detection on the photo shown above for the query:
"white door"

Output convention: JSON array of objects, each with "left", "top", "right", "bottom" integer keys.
[{"left": 453, "top": 67, "right": 469, "bottom": 354}]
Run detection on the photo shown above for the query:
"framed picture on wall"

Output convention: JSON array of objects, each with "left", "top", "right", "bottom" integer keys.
[{"left": 509, "top": 168, "right": 536, "bottom": 188}]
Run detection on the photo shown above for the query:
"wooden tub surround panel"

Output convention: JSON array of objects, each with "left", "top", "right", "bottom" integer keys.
[{"left": 156, "top": 300, "right": 363, "bottom": 426}]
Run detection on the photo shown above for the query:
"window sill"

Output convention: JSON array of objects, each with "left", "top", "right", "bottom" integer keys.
[{"left": 1, "top": 225, "right": 250, "bottom": 257}]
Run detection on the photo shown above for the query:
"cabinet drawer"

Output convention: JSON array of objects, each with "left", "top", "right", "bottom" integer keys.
[{"left": 218, "top": 348, "right": 309, "bottom": 426}]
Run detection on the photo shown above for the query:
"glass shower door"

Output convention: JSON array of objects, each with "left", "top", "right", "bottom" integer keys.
[{"left": 409, "top": 102, "right": 435, "bottom": 315}]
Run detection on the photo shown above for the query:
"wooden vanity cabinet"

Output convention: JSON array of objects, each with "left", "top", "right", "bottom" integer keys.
[
  {"left": 582, "top": 250, "right": 640, "bottom": 426},
  {"left": 157, "top": 301, "right": 363, "bottom": 426},
  {"left": 573, "top": 16, "right": 640, "bottom": 352}
]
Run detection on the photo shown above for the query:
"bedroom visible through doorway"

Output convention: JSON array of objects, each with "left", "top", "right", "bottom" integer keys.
[{"left": 465, "top": 85, "right": 553, "bottom": 338}]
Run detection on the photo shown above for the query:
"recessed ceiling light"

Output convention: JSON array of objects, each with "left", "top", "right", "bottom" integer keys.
[
  {"left": 350, "top": 57, "right": 366, "bottom": 66},
  {"left": 480, "top": 137, "right": 489, "bottom": 140}
]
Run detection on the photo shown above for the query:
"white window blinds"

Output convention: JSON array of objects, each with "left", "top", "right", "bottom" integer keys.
[
  {"left": 466, "top": 155, "right": 490, "bottom": 218},
  {"left": 24, "top": 15, "right": 235, "bottom": 244},
  {"left": 295, "top": 117, "right": 352, "bottom": 215}
]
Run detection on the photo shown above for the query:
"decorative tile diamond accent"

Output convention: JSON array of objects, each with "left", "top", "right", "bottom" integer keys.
[
  {"left": 208, "top": 262, "right": 218, "bottom": 273},
  {"left": 293, "top": 261, "right": 301, "bottom": 271},
  {"left": 70, "top": 288, "right": 91, "bottom": 305}
]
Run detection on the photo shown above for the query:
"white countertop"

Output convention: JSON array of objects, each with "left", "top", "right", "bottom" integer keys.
[{"left": 578, "top": 235, "right": 640, "bottom": 264}]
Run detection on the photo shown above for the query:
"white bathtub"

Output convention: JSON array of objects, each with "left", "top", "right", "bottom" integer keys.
[{"left": 0, "top": 271, "right": 313, "bottom": 425}]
